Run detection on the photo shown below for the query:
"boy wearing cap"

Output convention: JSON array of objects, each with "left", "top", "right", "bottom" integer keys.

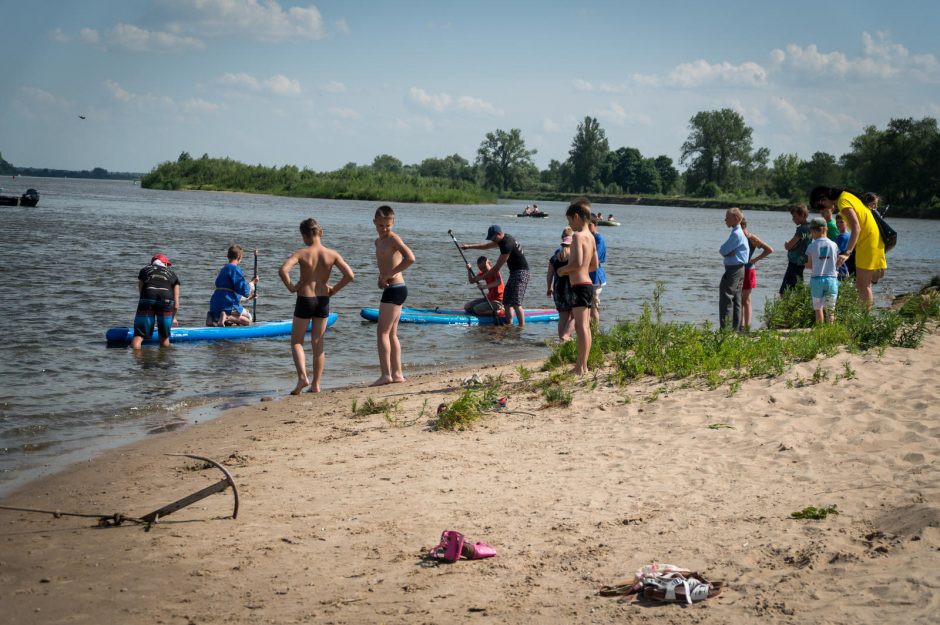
[
  {"left": 780, "top": 204, "right": 811, "bottom": 295},
  {"left": 131, "top": 253, "right": 180, "bottom": 349},
  {"left": 587, "top": 215, "right": 607, "bottom": 324},
  {"left": 806, "top": 217, "right": 840, "bottom": 323},
  {"left": 461, "top": 224, "right": 530, "bottom": 326}
]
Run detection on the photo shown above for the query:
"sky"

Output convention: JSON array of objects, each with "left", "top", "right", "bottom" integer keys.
[{"left": 2, "top": 0, "right": 939, "bottom": 174}]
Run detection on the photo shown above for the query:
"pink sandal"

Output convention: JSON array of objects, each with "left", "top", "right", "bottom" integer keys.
[
  {"left": 463, "top": 541, "right": 497, "bottom": 560},
  {"left": 428, "top": 530, "right": 464, "bottom": 563}
]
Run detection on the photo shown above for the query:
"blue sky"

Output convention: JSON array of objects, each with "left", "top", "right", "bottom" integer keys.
[{"left": 2, "top": 0, "right": 938, "bottom": 173}]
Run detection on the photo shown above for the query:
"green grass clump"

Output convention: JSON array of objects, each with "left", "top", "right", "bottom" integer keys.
[
  {"left": 791, "top": 505, "right": 839, "bottom": 520},
  {"left": 541, "top": 383, "right": 573, "bottom": 407},
  {"left": 351, "top": 397, "right": 400, "bottom": 419},
  {"left": 432, "top": 386, "right": 499, "bottom": 431}
]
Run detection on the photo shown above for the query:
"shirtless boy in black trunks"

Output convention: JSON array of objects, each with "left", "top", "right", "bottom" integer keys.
[
  {"left": 372, "top": 205, "right": 415, "bottom": 386},
  {"left": 279, "top": 218, "right": 355, "bottom": 394},
  {"left": 557, "top": 198, "right": 598, "bottom": 375}
]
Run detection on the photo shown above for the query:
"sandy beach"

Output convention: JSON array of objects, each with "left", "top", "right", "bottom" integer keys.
[{"left": 1, "top": 331, "right": 938, "bottom": 625}]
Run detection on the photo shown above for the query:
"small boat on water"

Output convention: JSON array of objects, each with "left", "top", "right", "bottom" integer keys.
[
  {"left": 597, "top": 219, "right": 620, "bottom": 227},
  {"left": 517, "top": 212, "right": 549, "bottom": 218},
  {"left": 0, "top": 188, "right": 39, "bottom": 207}
]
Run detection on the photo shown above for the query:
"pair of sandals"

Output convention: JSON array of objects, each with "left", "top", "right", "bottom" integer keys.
[
  {"left": 600, "top": 569, "right": 723, "bottom": 604},
  {"left": 428, "top": 530, "right": 497, "bottom": 562}
]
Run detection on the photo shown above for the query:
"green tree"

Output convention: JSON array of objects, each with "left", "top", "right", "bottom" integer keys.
[
  {"left": 567, "top": 116, "right": 609, "bottom": 192},
  {"left": 842, "top": 117, "right": 940, "bottom": 209},
  {"left": 0, "top": 151, "right": 17, "bottom": 175},
  {"left": 606, "top": 147, "right": 643, "bottom": 193},
  {"left": 418, "top": 153, "right": 474, "bottom": 181},
  {"left": 680, "top": 108, "right": 754, "bottom": 195},
  {"left": 771, "top": 153, "right": 802, "bottom": 200},
  {"left": 797, "top": 151, "right": 842, "bottom": 192},
  {"left": 177, "top": 151, "right": 192, "bottom": 162},
  {"left": 476, "top": 128, "right": 537, "bottom": 192},
  {"left": 653, "top": 155, "right": 679, "bottom": 194},
  {"left": 371, "top": 154, "right": 403, "bottom": 173}
]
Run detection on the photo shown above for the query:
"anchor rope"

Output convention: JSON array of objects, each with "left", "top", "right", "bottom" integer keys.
[{"left": 0, "top": 504, "right": 145, "bottom": 526}]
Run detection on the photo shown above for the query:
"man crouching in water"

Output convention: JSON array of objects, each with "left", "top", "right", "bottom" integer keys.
[
  {"left": 557, "top": 197, "right": 598, "bottom": 375},
  {"left": 279, "top": 218, "right": 355, "bottom": 394}
]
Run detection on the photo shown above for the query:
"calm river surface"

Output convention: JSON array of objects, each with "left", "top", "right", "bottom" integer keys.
[{"left": 1, "top": 176, "right": 938, "bottom": 495}]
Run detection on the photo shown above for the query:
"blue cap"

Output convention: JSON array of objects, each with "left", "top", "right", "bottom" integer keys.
[{"left": 485, "top": 225, "right": 502, "bottom": 241}]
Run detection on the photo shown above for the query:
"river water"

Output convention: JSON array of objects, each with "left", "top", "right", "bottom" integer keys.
[{"left": 1, "top": 176, "right": 938, "bottom": 495}]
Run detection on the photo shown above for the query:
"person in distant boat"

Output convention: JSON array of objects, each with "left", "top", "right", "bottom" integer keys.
[
  {"left": 462, "top": 225, "right": 530, "bottom": 326},
  {"left": 279, "top": 218, "right": 355, "bottom": 394},
  {"left": 131, "top": 253, "right": 180, "bottom": 349},
  {"left": 607, "top": 214, "right": 615, "bottom": 222},
  {"left": 523, "top": 205, "right": 531, "bottom": 215},
  {"left": 371, "top": 205, "right": 415, "bottom": 386},
  {"left": 207, "top": 244, "right": 258, "bottom": 327},
  {"left": 532, "top": 204, "right": 540, "bottom": 215},
  {"left": 463, "top": 256, "right": 504, "bottom": 316}
]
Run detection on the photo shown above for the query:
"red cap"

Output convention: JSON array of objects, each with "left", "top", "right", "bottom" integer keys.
[{"left": 151, "top": 253, "right": 172, "bottom": 266}]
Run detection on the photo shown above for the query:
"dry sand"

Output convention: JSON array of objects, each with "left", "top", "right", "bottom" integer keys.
[{"left": 1, "top": 332, "right": 938, "bottom": 625}]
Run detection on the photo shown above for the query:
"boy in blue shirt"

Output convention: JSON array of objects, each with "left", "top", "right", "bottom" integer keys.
[
  {"left": 779, "top": 204, "right": 811, "bottom": 295},
  {"left": 207, "top": 245, "right": 258, "bottom": 326},
  {"left": 806, "top": 217, "right": 840, "bottom": 324}
]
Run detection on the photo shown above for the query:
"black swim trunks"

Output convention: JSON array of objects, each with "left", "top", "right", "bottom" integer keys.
[
  {"left": 380, "top": 283, "right": 408, "bottom": 306},
  {"left": 570, "top": 282, "right": 595, "bottom": 309},
  {"left": 294, "top": 295, "right": 330, "bottom": 319}
]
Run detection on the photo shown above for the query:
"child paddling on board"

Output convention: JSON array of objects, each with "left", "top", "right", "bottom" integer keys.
[
  {"left": 463, "top": 255, "right": 504, "bottom": 316},
  {"left": 279, "top": 218, "right": 355, "bottom": 394},
  {"left": 207, "top": 244, "right": 258, "bottom": 327},
  {"left": 131, "top": 253, "right": 180, "bottom": 349},
  {"left": 461, "top": 225, "right": 530, "bottom": 326},
  {"left": 371, "top": 205, "right": 415, "bottom": 386}
]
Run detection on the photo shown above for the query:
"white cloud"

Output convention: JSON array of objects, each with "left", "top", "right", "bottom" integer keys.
[
  {"left": 80, "top": 28, "right": 100, "bottom": 45},
  {"left": 334, "top": 19, "right": 350, "bottom": 34},
  {"left": 329, "top": 107, "right": 360, "bottom": 120},
  {"left": 218, "top": 72, "right": 261, "bottom": 91},
  {"left": 264, "top": 75, "right": 301, "bottom": 96},
  {"left": 183, "top": 98, "right": 223, "bottom": 112},
  {"left": 768, "top": 33, "right": 938, "bottom": 82},
  {"left": 543, "top": 117, "right": 561, "bottom": 133},
  {"left": 633, "top": 59, "right": 768, "bottom": 87},
  {"left": 773, "top": 97, "right": 807, "bottom": 130},
  {"left": 324, "top": 80, "right": 346, "bottom": 93},
  {"left": 457, "top": 95, "right": 501, "bottom": 115},
  {"left": 103, "top": 80, "right": 175, "bottom": 111},
  {"left": 165, "top": 0, "right": 326, "bottom": 42},
  {"left": 49, "top": 28, "right": 69, "bottom": 43},
  {"left": 595, "top": 102, "right": 651, "bottom": 126},
  {"left": 108, "top": 23, "right": 205, "bottom": 52},
  {"left": 572, "top": 79, "right": 626, "bottom": 93},
  {"left": 409, "top": 87, "right": 452, "bottom": 112},
  {"left": 20, "top": 86, "right": 72, "bottom": 108}
]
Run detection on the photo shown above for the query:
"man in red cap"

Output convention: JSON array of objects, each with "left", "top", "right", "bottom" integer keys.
[{"left": 131, "top": 253, "right": 181, "bottom": 349}]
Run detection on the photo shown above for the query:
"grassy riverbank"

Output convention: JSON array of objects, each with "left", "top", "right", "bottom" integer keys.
[{"left": 141, "top": 156, "right": 497, "bottom": 204}]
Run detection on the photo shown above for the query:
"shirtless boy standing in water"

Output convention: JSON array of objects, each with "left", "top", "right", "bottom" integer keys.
[
  {"left": 279, "top": 218, "right": 355, "bottom": 394},
  {"left": 372, "top": 205, "right": 415, "bottom": 386},
  {"left": 557, "top": 198, "right": 598, "bottom": 375}
]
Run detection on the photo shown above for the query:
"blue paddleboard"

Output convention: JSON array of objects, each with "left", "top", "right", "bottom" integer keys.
[
  {"left": 106, "top": 313, "right": 338, "bottom": 344},
  {"left": 359, "top": 307, "right": 558, "bottom": 325}
]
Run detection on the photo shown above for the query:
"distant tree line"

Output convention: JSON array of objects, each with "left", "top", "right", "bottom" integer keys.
[
  {"left": 142, "top": 112, "right": 939, "bottom": 215},
  {"left": 13, "top": 166, "right": 141, "bottom": 180},
  {"left": 0, "top": 152, "right": 17, "bottom": 176}
]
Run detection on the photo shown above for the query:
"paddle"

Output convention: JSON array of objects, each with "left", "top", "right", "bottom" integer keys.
[
  {"left": 447, "top": 230, "right": 504, "bottom": 325},
  {"left": 252, "top": 249, "right": 259, "bottom": 323}
]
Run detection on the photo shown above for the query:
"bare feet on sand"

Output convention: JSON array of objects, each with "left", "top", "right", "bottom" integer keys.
[
  {"left": 291, "top": 378, "right": 310, "bottom": 395},
  {"left": 392, "top": 375, "right": 406, "bottom": 384},
  {"left": 370, "top": 376, "right": 393, "bottom": 387},
  {"left": 569, "top": 367, "right": 586, "bottom": 376},
  {"left": 307, "top": 383, "right": 321, "bottom": 393}
]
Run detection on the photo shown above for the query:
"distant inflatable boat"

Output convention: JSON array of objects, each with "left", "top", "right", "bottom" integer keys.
[
  {"left": 597, "top": 219, "right": 620, "bottom": 226},
  {"left": 517, "top": 212, "right": 549, "bottom": 218},
  {"left": 0, "top": 188, "right": 39, "bottom": 207},
  {"left": 359, "top": 307, "right": 558, "bottom": 325},
  {"left": 106, "top": 314, "right": 338, "bottom": 345}
]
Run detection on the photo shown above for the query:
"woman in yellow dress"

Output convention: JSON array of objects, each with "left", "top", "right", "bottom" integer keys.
[{"left": 809, "top": 186, "right": 886, "bottom": 307}]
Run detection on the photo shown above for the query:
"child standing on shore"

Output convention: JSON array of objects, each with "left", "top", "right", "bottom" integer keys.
[
  {"left": 547, "top": 227, "right": 574, "bottom": 341},
  {"left": 207, "top": 244, "right": 258, "bottom": 327},
  {"left": 557, "top": 198, "right": 598, "bottom": 375},
  {"left": 805, "top": 217, "right": 840, "bottom": 323},
  {"left": 372, "top": 205, "right": 415, "bottom": 386},
  {"left": 780, "top": 204, "right": 811, "bottom": 295},
  {"left": 279, "top": 218, "right": 355, "bottom": 394}
]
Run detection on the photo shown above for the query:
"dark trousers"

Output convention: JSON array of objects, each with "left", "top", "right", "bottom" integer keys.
[
  {"left": 719, "top": 264, "right": 745, "bottom": 330},
  {"left": 779, "top": 261, "right": 805, "bottom": 296}
]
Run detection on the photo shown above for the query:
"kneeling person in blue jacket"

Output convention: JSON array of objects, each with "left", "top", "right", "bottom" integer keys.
[{"left": 207, "top": 245, "right": 258, "bottom": 326}]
